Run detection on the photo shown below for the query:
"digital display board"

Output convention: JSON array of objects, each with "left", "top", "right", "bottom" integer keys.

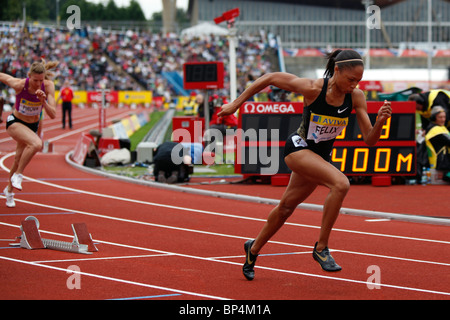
[
  {"left": 183, "top": 62, "right": 224, "bottom": 90},
  {"left": 236, "top": 101, "right": 416, "bottom": 176}
]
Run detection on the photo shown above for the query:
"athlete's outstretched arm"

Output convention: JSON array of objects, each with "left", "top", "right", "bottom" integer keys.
[
  {"left": 0, "top": 72, "right": 23, "bottom": 93},
  {"left": 218, "top": 72, "right": 315, "bottom": 117}
]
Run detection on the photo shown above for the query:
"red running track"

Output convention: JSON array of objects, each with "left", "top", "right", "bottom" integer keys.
[{"left": 1, "top": 106, "right": 449, "bottom": 306}]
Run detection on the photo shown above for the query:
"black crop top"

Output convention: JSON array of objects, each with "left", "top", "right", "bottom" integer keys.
[{"left": 297, "top": 78, "right": 353, "bottom": 157}]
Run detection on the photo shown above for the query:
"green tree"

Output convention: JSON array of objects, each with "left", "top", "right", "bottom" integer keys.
[
  {"left": 149, "top": 7, "right": 189, "bottom": 24},
  {"left": 0, "top": 0, "right": 147, "bottom": 22},
  {"left": 0, "top": 0, "right": 49, "bottom": 21},
  {"left": 104, "top": 0, "right": 120, "bottom": 20},
  {"left": 125, "top": 0, "right": 146, "bottom": 21}
]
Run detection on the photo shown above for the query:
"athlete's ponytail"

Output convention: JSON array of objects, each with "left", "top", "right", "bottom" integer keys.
[
  {"left": 29, "top": 58, "right": 59, "bottom": 80},
  {"left": 324, "top": 49, "right": 363, "bottom": 78}
]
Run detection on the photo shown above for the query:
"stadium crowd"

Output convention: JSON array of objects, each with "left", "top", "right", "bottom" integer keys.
[
  {"left": 103, "top": 29, "right": 274, "bottom": 97},
  {"left": 0, "top": 23, "right": 275, "bottom": 107}
]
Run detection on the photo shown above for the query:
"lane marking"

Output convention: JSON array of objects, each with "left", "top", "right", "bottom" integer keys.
[
  {"left": 1, "top": 190, "right": 449, "bottom": 246},
  {"left": 33, "top": 253, "right": 175, "bottom": 264},
  {"left": 0, "top": 255, "right": 231, "bottom": 300},
  {"left": 2, "top": 132, "right": 450, "bottom": 298},
  {"left": 0, "top": 212, "right": 75, "bottom": 217},
  {"left": 2, "top": 213, "right": 450, "bottom": 268},
  {"left": 2, "top": 243, "right": 449, "bottom": 297},
  {"left": 2, "top": 153, "right": 449, "bottom": 245},
  {"left": 1, "top": 220, "right": 449, "bottom": 297},
  {"left": 107, "top": 293, "right": 182, "bottom": 300}
]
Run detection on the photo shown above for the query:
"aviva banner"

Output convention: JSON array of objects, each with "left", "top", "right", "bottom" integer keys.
[
  {"left": 55, "top": 91, "right": 152, "bottom": 104},
  {"left": 55, "top": 91, "right": 87, "bottom": 105},
  {"left": 102, "top": 112, "right": 150, "bottom": 139},
  {"left": 118, "top": 91, "right": 152, "bottom": 104}
]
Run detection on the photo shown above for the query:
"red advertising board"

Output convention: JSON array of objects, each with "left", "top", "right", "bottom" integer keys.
[
  {"left": 87, "top": 91, "right": 119, "bottom": 103},
  {"left": 72, "top": 133, "right": 96, "bottom": 165}
]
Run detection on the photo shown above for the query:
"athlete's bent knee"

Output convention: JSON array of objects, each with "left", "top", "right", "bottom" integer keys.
[
  {"left": 29, "top": 139, "right": 42, "bottom": 152},
  {"left": 276, "top": 202, "right": 296, "bottom": 220},
  {"left": 332, "top": 178, "right": 350, "bottom": 196}
]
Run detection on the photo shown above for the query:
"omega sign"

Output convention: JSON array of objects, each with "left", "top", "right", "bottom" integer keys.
[{"left": 242, "top": 102, "right": 302, "bottom": 114}]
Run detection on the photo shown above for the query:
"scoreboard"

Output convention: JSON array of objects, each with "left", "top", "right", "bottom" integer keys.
[
  {"left": 183, "top": 62, "right": 224, "bottom": 90},
  {"left": 236, "top": 101, "right": 416, "bottom": 177}
]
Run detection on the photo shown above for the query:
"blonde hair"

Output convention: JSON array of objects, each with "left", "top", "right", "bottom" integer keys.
[{"left": 29, "top": 58, "right": 59, "bottom": 80}]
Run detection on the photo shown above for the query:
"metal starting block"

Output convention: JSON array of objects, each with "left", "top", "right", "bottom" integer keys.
[{"left": 13, "top": 216, "right": 98, "bottom": 255}]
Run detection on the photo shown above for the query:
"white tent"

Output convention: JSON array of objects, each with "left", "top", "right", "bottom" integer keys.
[{"left": 181, "top": 22, "right": 229, "bottom": 37}]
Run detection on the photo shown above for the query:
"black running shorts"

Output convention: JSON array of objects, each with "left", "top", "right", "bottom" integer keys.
[
  {"left": 6, "top": 114, "right": 40, "bottom": 133},
  {"left": 283, "top": 132, "right": 332, "bottom": 162}
]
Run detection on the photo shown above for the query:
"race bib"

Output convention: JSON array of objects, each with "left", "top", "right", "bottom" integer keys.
[
  {"left": 307, "top": 113, "right": 348, "bottom": 143},
  {"left": 18, "top": 98, "right": 42, "bottom": 116}
]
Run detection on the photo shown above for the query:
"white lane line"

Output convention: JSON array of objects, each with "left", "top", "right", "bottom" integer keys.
[
  {"left": 365, "top": 218, "right": 391, "bottom": 222},
  {"left": 1, "top": 187, "right": 449, "bottom": 246},
  {"left": 2, "top": 203, "right": 450, "bottom": 269},
  {"left": 2, "top": 152, "right": 449, "bottom": 245},
  {"left": 0, "top": 255, "right": 231, "bottom": 300},
  {"left": 2, "top": 226, "right": 449, "bottom": 297}
]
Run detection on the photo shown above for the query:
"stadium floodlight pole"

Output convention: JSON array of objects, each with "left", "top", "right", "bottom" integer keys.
[
  {"left": 204, "top": 90, "right": 210, "bottom": 143},
  {"left": 56, "top": 0, "right": 60, "bottom": 28},
  {"left": 22, "top": 1, "right": 26, "bottom": 29},
  {"left": 214, "top": 8, "right": 240, "bottom": 102},
  {"left": 228, "top": 26, "right": 237, "bottom": 102},
  {"left": 362, "top": 0, "right": 373, "bottom": 69},
  {"left": 427, "top": 0, "right": 432, "bottom": 87}
]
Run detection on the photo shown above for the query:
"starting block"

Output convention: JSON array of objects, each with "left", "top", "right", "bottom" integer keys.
[
  {"left": 14, "top": 216, "right": 98, "bottom": 255},
  {"left": 20, "top": 218, "right": 45, "bottom": 249}
]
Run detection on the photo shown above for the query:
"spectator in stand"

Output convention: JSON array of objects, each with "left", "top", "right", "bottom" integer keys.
[
  {"left": 425, "top": 106, "right": 450, "bottom": 182},
  {"left": 409, "top": 89, "right": 450, "bottom": 131},
  {"left": 1, "top": 23, "right": 274, "bottom": 103},
  {"left": 57, "top": 80, "right": 74, "bottom": 129},
  {"left": 195, "top": 93, "right": 206, "bottom": 118},
  {"left": 209, "top": 95, "right": 237, "bottom": 137}
]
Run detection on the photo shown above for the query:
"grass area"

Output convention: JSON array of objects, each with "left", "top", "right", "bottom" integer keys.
[
  {"left": 102, "top": 163, "right": 237, "bottom": 178},
  {"left": 129, "top": 110, "right": 165, "bottom": 151},
  {"left": 101, "top": 164, "right": 150, "bottom": 177},
  {"left": 191, "top": 164, "right": 236, "bottom": 176}
]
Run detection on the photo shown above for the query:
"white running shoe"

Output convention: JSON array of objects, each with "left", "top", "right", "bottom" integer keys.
[
  {"left": 11, "top": 173, "right": 23, "bottom": 191},
  {"left": 3, "top": 186, "right": 15, "bottom": 208}
]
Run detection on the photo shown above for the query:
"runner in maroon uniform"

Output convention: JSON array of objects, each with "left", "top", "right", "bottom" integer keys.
[{"left": 0, "top": 59, "right": 58, "bottom": 207}]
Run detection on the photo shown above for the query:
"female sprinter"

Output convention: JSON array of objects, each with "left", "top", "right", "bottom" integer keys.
[
  {"left": 1, "top": 59, "right": 58, "bottom": 207},
  {"left": 218, "top": 49, "right": 392, "bottom": 279}
]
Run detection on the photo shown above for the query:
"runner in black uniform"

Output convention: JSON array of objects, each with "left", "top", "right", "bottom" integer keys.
[
  {"left": 285, "top": 77, "right": 353, "bottom": 161},
  {"left": 218, "top": 49, "right": 392, "bottom": 279}
]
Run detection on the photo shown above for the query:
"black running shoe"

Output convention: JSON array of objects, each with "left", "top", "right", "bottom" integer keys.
[
  {"left": 243, "top": 239, "right": 258, "bottom": 280},
  {"left": 312, "top": 242, "right": 342, "bottom": 272}
]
